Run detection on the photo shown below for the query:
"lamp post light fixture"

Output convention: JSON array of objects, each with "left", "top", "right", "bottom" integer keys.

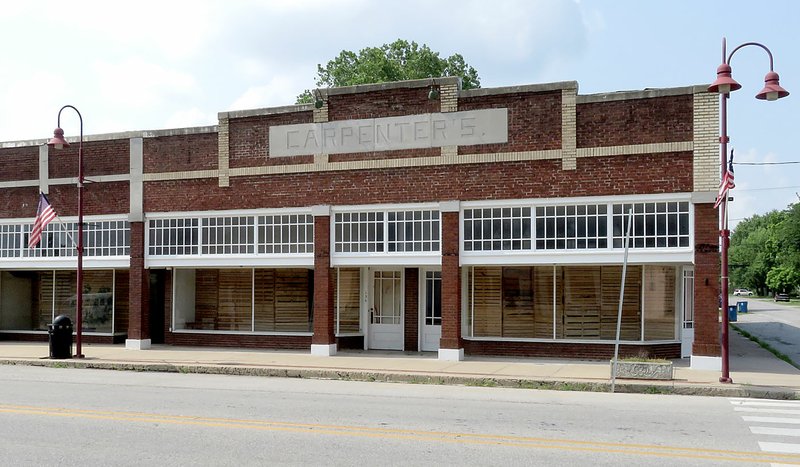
[
  {"left": 708, "top": 38, "right": 788, "bottom": 383},
  {"left": 47, "top": 105, "right": 85, "bottom": 359}
]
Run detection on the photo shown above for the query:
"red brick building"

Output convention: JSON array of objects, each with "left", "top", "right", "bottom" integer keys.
[{"left": 0, "top": 78, "right": 722, "bottom": 369}]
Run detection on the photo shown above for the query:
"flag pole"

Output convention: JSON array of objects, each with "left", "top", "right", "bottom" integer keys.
[{"left": 611, "top": 207, "right": 634, "bottom": 393}]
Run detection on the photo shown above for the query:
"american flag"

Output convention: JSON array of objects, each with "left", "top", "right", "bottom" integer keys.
[
  {"left": 714, "top": 150, "right": 735, "bottom": 209},
  {"left": 28, "top": 193, "right": 57, "bottom": 248}
]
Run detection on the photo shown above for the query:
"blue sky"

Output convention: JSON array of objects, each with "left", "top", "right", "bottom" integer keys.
[{"left": 1, "top": 0, "right": 796, "bottom": 228}]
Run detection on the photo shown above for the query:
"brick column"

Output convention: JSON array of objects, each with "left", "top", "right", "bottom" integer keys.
[
  {"left": 691, "top": 202, "right": 721, "bottom": 367},
  {"left": 126, "top": 221, "right": 150, "bottom": 349},
  {"left": 404, "top": 268, "right": 419, "bottom": 352},
  {"left": 311, "top": 205, "right": 336, "bottom": 356},
  {"left": 438, "top": 201, "right": 463, "bottom": 360}
]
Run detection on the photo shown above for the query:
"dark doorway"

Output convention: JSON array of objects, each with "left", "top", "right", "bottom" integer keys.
[{"left": 149, "top": 270, "right": 166, "bottom": 344}]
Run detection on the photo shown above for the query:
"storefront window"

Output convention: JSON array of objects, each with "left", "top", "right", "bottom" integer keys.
[
  {"left": 173, "top": 268, "right": 312, "bottom": 333},
  {"left": 466, "top": 265, "right": 673, "bottom": 342},
  {"left": 0, "top": 269, "right": 127, "bottom": 333},
  {"left": 334, "top": 268, "right": 361, "bottom": 334}
]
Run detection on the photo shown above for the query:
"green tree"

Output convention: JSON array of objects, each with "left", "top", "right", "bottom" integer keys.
[
  {"left": 730, "top": 210, "right": 784, "bottom": 295},
  {"left": 766, "top": 265, "right": 799, "bottom": 293},
  {"left": 296, "top": 39, "right": 480, "bottom": 104}
]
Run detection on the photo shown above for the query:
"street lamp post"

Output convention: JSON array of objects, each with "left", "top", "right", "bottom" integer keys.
[
  {"left": 708, "top": 38, "right": 789, "bottom": 383},
  {"left": 47, "top": 105, "right": 85, "bottom": 359}
]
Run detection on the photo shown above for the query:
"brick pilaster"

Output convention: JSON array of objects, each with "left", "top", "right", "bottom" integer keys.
[
  {"left": 439, "top": 209, "right": 461, "bottom": 350},
  {"left": 692, "top": 203, "right": 720, "bottom": 356},
  {"left": 312, "top": 209, "right": 334, "bottom": 345},
  {"left": 127, "top": 221, "right": 149, "bottom": 341},
  {"left": 404, "top": 268, "right": 419, "bottom": 351}
]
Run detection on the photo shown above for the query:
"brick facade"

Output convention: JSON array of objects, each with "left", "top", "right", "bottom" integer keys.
[{"left": 0, "top": 78, "right": 718, "bottom": 360}]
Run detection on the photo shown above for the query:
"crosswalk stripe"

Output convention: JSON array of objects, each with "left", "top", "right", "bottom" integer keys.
[
  {"left": 751, "top": 427, "right": 800, "bottom": 437},
  {"left": 742, "top": 416, "right": 800, "bottom": 425},
  {"left": 735, "top": 407, "right": 800, "bottom": 415},
  {"left": 758, "top": 442, "right": 800, "bottom": 454},
  {"left": 731, "top": 401, "right": 800, "bottom": 409}
]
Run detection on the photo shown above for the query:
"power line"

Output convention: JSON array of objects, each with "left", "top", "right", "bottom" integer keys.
[
  {"left": 734, "top": 185, "right": 800, "bottom": 192},
  {"left": 735, "top": 161, "right": 800, "bottom": 166}
]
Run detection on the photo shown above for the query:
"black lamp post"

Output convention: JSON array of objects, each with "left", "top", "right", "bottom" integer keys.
[{"left": 46, "top": 105, "right": 85, "bottom": 359}]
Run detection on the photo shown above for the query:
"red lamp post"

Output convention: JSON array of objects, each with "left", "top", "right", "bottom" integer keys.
[
  {"left": 47, "top": 105, "right": 85, "bottom": 359},
  {"left": 708, "top": 38, "right": 788, "bottom": 383}
]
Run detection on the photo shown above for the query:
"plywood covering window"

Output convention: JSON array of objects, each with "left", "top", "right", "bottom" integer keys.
[
  {"left": 190, "top": 268, "right": 312, "bottom": 332},
  {"left": 334, "top": 268, "right": 361, "bottom": 334},
  {"left": 643, "top": 265, "right": 676, "bottom": 340},
  {"left": 562, "top": 266, "right": 602, "bottom": 339},
  {"left": 466, "top": 265, "right": 665, "bottom": 341},
  {"left": 469, "top": 266, "right": 559, "bottom": 338},
  {"left": 599, "top": 266, "right": 641, "bottom": 340}
]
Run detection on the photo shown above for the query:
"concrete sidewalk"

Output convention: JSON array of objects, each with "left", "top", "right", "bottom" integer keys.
[{"left": 1, "top": 329, "right": 799, "bottom": 399}]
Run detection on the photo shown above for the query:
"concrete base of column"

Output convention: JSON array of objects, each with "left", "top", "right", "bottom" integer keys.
[
  {"left": 690, "top": 355, "right": 721, "bottom": 371},
  {"left": 311, "top": 343, "right": 337, "bottom": 357},
  {"left": 125, "top": 339, "right": 151, "bottom": 350},
  {"left": 438, "top": 348, "right": 464, "bottom": 361}
]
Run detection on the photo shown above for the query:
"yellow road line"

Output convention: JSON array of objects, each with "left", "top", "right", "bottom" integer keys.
[{"left": 1, "top": 403, "right": 798, "bottom": 464}]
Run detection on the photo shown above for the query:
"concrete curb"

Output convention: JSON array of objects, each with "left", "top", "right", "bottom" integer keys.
[{"left": 3, "top": 358, "right": 798, "bottom": 400}]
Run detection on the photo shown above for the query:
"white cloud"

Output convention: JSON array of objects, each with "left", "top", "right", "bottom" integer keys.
[
  {"left": 91, "top": 58, "right": 199, "bottom": 109},
  {"left": 229, "top": 74, "right": 307, "bottom": 111},
  {"left": 0, "top": 72, "right": 68, "bottom": 141}
]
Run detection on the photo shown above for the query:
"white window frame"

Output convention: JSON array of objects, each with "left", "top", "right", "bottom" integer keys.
[
  {"left": 0, "top": 215, "right": 130, "bottom": 269},
  {"left": 331, "top": 203, "right": 442, "bottom": 267},
  {"left": 146, "top": 208, "right": 314, "bottom": 268},
  {"left": 460, "top": 193, "right": 694, "bottom": 266}
]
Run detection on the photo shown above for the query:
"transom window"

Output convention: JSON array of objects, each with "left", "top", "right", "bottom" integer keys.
[
  {"left": 535, "top": 204, "right": 607, "bottom": 250},
  {"left": 334, "top": 209, "right": 441, "bottom": 254},
  {"left": 612, "top": 202, "right": 690, "bottom": 248},
  {"left": 148, "top": 213, "right": 313, "bottom": 256},
  {"left": 1, "top": 219, "right": 130, "bottom": 258},
  {"left": 258, "top": 215, "right": 314, "bottom": 254},
  {"left": 388, "top": 210, "right": 440, "bottom": 252},
  {"left": 334, "top": 212, "right": 384, "bottom": 253},
  {"left": 462, "top": 200, "right": 690, "bottom": 253},
  {"left": 463, "top": 207, "right": 531, "bottom": 251},
  {"left": 202, "top": 216, "right": 255, "bottom": 255}
]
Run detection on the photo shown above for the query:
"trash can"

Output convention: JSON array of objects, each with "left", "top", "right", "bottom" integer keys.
[
  {"left": 727, "top": 305, "right": 737, "bottom": 322},
  {"left": 737, "top": 301, "right": 748, "bottom": 313},
  {"left": 48, "top": 315, "right": 73, "bottom": 359}
]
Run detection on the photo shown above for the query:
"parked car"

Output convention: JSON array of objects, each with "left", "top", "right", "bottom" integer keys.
[
  {"left": 774, "top": 293, "right": 790, "bottom": 302},
  {"left": 733, "top": 288, "right": 754, "bottom": 296}
]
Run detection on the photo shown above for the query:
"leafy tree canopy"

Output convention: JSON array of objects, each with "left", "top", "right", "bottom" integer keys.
[
  {"left": 296, "top": 39, "right": 480, "bottom": 104},
  {"left": 730, "top": 207, "right": 800, "bottom": 295}
]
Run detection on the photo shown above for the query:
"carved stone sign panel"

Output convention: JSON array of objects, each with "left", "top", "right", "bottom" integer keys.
[{"left": 269, "top": 108, "right": 508, "bottom": 157}]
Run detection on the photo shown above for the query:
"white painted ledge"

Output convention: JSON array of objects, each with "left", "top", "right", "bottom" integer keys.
[
  {"left": 690, "top": 355, "right": 721, "bottom": 371},
  {"left": 125, "top": 339, "right": 151, "bottom": 350},
  {"left": 438, "top": 348, "right": 464, "bottom": 361},
  {"left": 311, "top": 343, "right": 337, "bottom": 357}
]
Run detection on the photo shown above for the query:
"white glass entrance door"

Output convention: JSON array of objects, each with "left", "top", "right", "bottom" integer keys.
[
  {"left": 420, "top": 270, "right": 442, "bottom": 352},
  {"left": 681, "top": 267, "right": 695, "bottom": 358},
  {"left": 368, "top": 270, "right": 403, "bottom": 350}
]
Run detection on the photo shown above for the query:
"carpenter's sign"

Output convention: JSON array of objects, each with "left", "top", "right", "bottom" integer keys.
[{"left": 269, "top": 108, "right": 508, "bottom": 157}]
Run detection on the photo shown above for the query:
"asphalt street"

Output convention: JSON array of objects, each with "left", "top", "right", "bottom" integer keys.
[{"left": 2, "top": 365, "right": 799, "bottom": 466}]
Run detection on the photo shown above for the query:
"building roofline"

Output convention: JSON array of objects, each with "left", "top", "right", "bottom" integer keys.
[
  {"left": 577, "top": 84, "right": 710, "bottom": 103},
  {"left": 0, "top": 125, "right": 218, "bottom": 149},
  {"left": 1, "top": 80, "right": 712, "bottom": 148}
]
